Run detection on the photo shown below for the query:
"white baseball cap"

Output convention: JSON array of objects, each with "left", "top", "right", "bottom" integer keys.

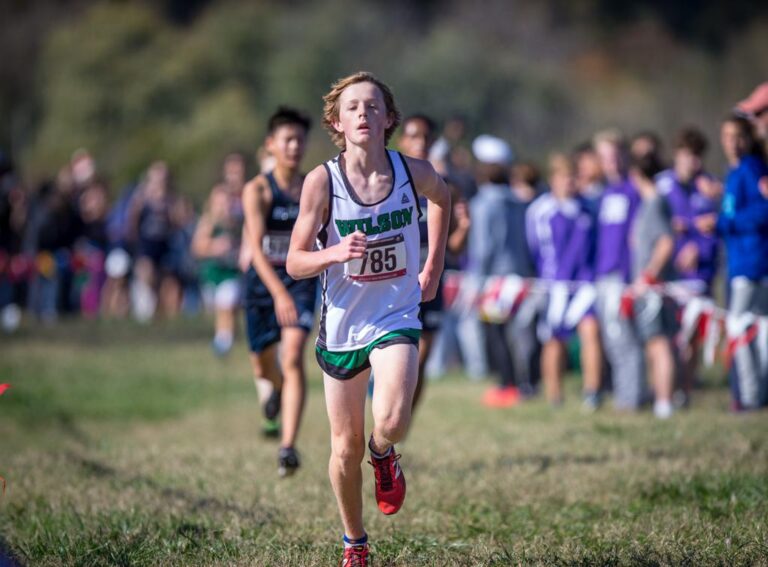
[{"left": 472, "top": 135, "right": 514, "bottom": 166}]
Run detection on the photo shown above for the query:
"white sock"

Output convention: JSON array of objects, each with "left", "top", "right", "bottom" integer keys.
[
  {"left": 214, "top": 330, "right": 233, "bottom": 348},
  {"left": 343, "top": 533, "right": 367, "bottom": 548},
  {"left": 254, "top": 377, "right": 273, "bottom": 406},
  {"left": 654, "top": 399, "right": 673, "bottom": 419},
  {"left": 131, "top": 280, "right": 156, "bottom": 323}
]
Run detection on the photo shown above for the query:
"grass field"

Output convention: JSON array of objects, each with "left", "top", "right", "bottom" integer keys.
[{"left": 1, "top": 318, "right": 767, "bottom": 566}]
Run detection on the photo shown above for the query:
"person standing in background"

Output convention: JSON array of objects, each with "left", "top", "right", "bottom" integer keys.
[
  {"left": 573, "top": 142, "right": 605, "bottom": 214},
  {"left": 655, "top": 127, "right": 721, "bottom": 405},
  {"left": 192, "top": 183, "right": 242, "bottom": 356},
  {"left": 717, "top": 115, "right": 768, "bottom": 410},
  {"left": 468, "top": 135, "right": 530, "bottom": 407},
  {"left": 630, "top": 131, "right": 666, "bottom": 166},
  {"left": 629, "top": 154, "right": 677, "bottom": 419},
  {"left": 397, "top": 113, "right": 470, "bottom": 411},
  {"left": 526, "top": 154, "right": 600, "bottom": 408},
  {"left": 76, "top": 177, "right": 110, "bottom": 318},
  {"left": 507, "top": 161, "right": 543, "bottom": 397},
  {"left": 592, "top": 129, "right": 646, "bottom": 411},
  {"left": 127, "top": 161, "right": 179, "bottom": 321},
  {"left": 735, "top": 82, "right": 768, "bottom": 144},
  {"left": 735, "top": 82, "right": 768, "bottom": 205}
]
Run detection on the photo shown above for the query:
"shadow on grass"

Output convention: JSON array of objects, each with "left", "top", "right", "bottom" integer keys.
[
  {"left": 64, "top": 451, "right": 275, "bottom": 525},
  {"left": 638, "top": 471, "right": 768, "bottom": 519},
  {"left": 1, "top": 316, "right": 213, "bottom": 349},
  {"left": 420, "top": 447, "right": 683, "bottom": 476}
]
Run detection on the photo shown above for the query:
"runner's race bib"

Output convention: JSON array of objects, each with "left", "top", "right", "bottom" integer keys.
[
  {"left": 345, "top": 234, "right": 407, "bottom": 282},
  {"left": 263, "top": 232, "right": 291, "bottom": 265}
]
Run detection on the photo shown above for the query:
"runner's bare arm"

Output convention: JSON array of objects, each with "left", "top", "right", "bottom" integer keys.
[
  {"left": 406, "top": 157, "right": 451, "bottom": 301},
  {"left": 287, "top": 166, "right": 366, "bottom": 279}
]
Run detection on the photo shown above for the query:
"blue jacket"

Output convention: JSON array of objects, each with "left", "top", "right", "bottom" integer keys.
[{"left": 717, "top": 155, "right": 768, "bottom": 280}]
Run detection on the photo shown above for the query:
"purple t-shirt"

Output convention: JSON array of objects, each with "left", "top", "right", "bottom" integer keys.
[
  {"left": 526, "top": 193, "right": 594, "bottom": 282},
  {"left": 655, "top": 169, "right": 719, "bottom": 285},
  {"left": 595, "top": 178, "right": 641, "bottom": 282}
]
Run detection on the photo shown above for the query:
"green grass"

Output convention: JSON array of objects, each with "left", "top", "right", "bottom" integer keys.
[{"left": 1, "top": 318, "right": 767, "bottom": 566}]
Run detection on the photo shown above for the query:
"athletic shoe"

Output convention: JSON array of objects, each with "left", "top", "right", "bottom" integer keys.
[
  {"left": 211, "top": 336, "right": 233, "bottom": 357},
  {"left": 368, "top": 448, "right": 406, "bottom": 515},
  {"left": 482, "top": 385, "right": 521, "bottom": 408},
  {"left": 262, "top": 418, "right": 280, "bottom": 439},
  {"left": 581, "top": 391, "right": 602, "bottom": 413},
  {"left": 340, "top": 543, "right": 370, "bottom": 566},
  {"left": 653, "top": 399, "right": 674, "bottom": 420},
  {"left": 264, "top": 388, "right": 281, "bottom": 421},
  {"left": 672, "top": 390, "right": 690, "bottom": 410},
  {"left": 518, "top": 381, "right": 538, "bottom": 399},
  {"left": 278, "top": 446, "right": 300, "bottom": 478}
]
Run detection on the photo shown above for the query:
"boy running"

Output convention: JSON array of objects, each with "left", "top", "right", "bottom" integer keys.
[
  {"left": 241, "top": 107, "right": 316, "bottom": 476},
  {"left": 286, "top": 72, "right": 450, "bottom": 566}
]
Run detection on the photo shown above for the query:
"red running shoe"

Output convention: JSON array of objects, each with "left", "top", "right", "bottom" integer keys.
[
  {"left": 340, "top": 543, "right": 370, "bottom": 567},
  {"left": 482, "top": 385, "right": 521, "bottom": 408},
  {"left": 369, "top": 448, "right": 406, "bottom": 515}
]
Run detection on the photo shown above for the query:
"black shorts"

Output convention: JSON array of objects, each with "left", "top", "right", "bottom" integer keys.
[
  {"left": 244, "top": 266, "right": 317, "bottom": 353},
  {"left": 138, "top": 239, "right": 170, "bottom": 268},
  {"left": 634, "top": 293, "right": 678, "bottom": 342},
  {"left": 419, "top": 279, "right": 444, "bottom": 333}
]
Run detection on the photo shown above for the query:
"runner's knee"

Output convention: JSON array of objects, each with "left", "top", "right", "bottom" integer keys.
[
  {"left": 373, "top": 413, "right": 410, "bottom": 443},
  {"left": 280, "top": 347, "right": 303, "bottom": 374},
  {"left": 331, "top": 434, "right": 366, "bottom": 465}
]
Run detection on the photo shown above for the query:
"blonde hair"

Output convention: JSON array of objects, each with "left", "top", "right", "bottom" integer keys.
[
  {"left": 322, "top": 71, "right": 401, "bottom": 149},
  {"left": 592, "top": 127, "right": 626, "bottom": 150},
  {"left": 548, "top": 152, "right": 575, "bottom": 177}
]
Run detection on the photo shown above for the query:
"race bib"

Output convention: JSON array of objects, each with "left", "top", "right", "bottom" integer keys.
[
  {"left": 263, "top": 232, "right": 291, "bottom": 264},
  {"left": 345, "top": 233, "right": 407, "bottom": 282}
]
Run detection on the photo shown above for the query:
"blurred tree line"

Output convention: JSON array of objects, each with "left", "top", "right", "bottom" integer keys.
[{"left": 2, "top": 0, "right": 767, "bottom": 198}]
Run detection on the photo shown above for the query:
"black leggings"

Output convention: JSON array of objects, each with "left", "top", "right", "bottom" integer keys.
[{"left": 483, "top": 322, "right": 516, "bottom": 387}]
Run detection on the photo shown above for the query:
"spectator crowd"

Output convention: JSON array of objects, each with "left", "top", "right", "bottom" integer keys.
[{"left": 2, "top": 81, "right": 768, "bottom": 416}]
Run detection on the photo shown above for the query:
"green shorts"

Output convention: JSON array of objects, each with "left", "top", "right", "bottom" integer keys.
[{"left": 316, "top": 328, "right": 421, "bottom": 380}]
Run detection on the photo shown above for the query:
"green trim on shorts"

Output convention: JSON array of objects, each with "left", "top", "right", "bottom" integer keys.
[{"left": 316, "top": 328, "right": 421, "bottom": 380}]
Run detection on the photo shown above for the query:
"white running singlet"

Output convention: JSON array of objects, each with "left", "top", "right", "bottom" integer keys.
[{"left": 317, "top": 150, "right": 423, "bottom": 351}]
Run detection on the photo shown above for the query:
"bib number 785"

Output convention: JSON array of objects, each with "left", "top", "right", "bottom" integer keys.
[
  {"left": 360, "top": 246, "right": 397, "bottom": 273},
  {"left": 346, "top": 233, "right": 407, "bottom": 282}
]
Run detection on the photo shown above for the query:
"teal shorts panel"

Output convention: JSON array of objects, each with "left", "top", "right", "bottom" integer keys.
[{"left": 316, "top": 328, "right": 420, "bottom": 380}]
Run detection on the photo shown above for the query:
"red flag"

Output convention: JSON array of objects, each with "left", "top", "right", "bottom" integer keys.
[
  {"left": 697, "top": 311, "right": 711, "bottom": 341},
  {"left": 0, "top": 384, "right": 10, "bottom": 396},
  {"left": 724, "top": 323, "right": 759, "bottom": 369},
  {"left": 619, "top": 291, "right": 635, "bottom": 319}
]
